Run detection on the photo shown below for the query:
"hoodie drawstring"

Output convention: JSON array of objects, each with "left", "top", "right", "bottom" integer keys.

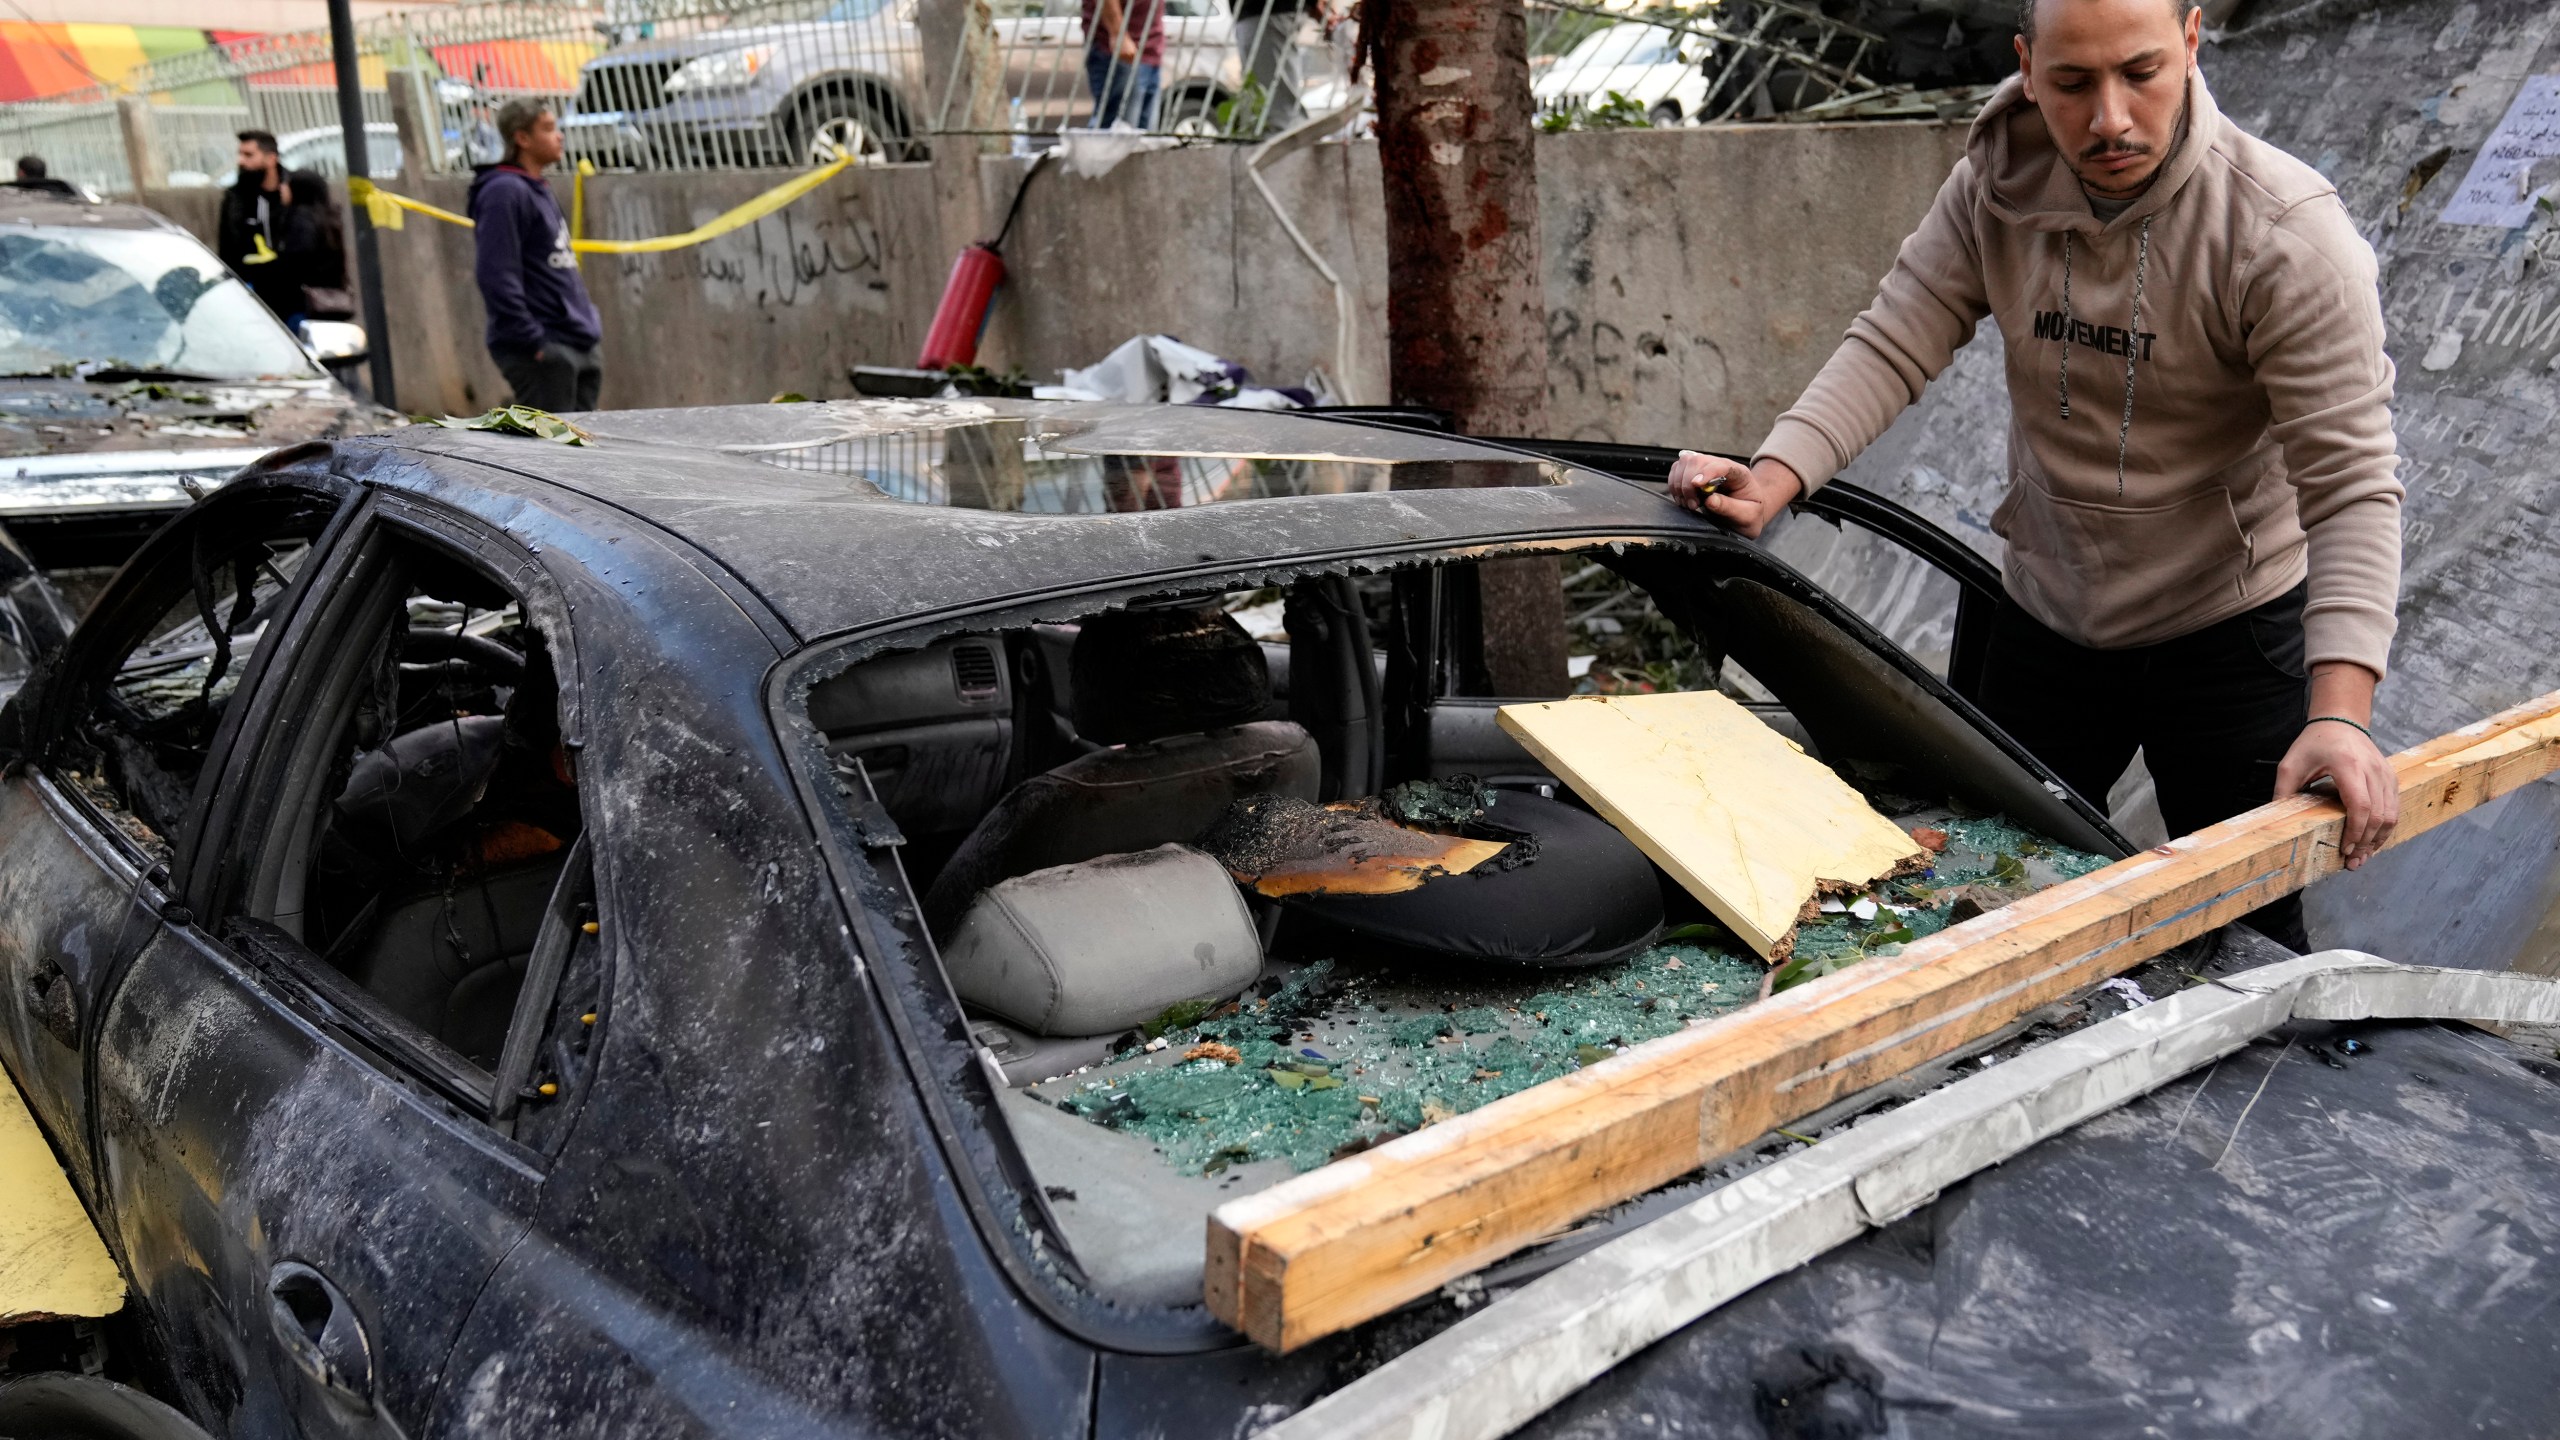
[
  {"left": 2115, "top": 219, "right": 2151, "bottom": 498},
  {"left": 2057, "top": 232, "right": 2074, "bottom": 421},
  {"left": 2055, "top": 216, "right": 2152, "bottom": 497}
]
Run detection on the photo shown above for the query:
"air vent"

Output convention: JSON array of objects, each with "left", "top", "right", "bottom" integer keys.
[{"left": 951, "top": 644, "right": 1002, "bottom": 701}]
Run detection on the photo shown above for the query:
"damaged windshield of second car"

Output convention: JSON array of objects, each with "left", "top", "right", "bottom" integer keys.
[{"left": 0, "top": 226, "right": 319, "bottom": 381}]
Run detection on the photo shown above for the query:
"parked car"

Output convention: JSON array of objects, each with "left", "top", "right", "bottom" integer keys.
[
  {"left": 564, "top": 0, "right": 1250, "bottom": 164},
  {"left": 0, "top": 191, "right": 391, "bottom": 697},
  {"left": 1, "top": 399, "right": 2553, "bottom": 1437},
  {"left": 1532, "top": 21, "right": 1712, "bottom": 125},
  {"left": 564, "top": 0, "right": 928, "bottom": 167}
]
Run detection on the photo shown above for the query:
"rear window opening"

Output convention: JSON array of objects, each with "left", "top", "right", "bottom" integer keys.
[{"left": 792, "top": 541, "right": 2123, "bottom": 1312}]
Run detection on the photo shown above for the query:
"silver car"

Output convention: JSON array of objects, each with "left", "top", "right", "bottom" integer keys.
[
  {"left": 564, "top": 0, "right": 1257, "bottom": 163},
  {"left": 566, "top": 0, "right": 929, "bottom": 168}
]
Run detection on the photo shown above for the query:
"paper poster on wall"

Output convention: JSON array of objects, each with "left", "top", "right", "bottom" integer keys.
[{"left": 2440, "top": 74, "right": 2560, "bottom": 229}]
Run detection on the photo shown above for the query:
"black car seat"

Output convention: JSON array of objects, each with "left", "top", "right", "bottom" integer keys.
[
  {"left": 923, "top": 605, "right": 1320, "bottom": 935},
  {"left": 324, "top": 639, "right": 580, "bottom": 1064}
]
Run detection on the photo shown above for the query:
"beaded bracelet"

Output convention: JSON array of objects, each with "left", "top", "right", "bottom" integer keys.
[{"left": 2308, "top": 715, "right": 2373, "bottom": 740}]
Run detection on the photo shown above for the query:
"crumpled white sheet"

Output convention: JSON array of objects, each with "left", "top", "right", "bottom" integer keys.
[
  {"left": 1056, "top": 123, "right": 1180, "bottom": 179},
  {"left": 1046, "top": 334, "right": 1313, "bottom": 410}
]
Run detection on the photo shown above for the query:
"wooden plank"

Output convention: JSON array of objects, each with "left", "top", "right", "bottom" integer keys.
[
  {"left": 1494, "top": 693, "right": 1926, "bottom": 959},
  {"left": 1205, "top": 690, "right": 2560, "bottom": 1351},
  {"left": 0, "top": 1069, "right": 123, "bottom": 1324}
]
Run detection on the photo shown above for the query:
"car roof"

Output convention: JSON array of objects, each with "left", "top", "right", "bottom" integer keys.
[
  {"left": 0, "top": 194, "right": 178, "bottom": 232},
  {"left": 372, "top": 399, "right": 1716, "bottom": 646}
]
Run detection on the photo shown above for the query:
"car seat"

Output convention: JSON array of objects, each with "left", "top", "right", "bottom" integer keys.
[
  {"left": 922, "top": 604, "right": 1320, "bottom": 935},
  {"left": 321, "top": 640, "right": 578, "bottom": 1064}
]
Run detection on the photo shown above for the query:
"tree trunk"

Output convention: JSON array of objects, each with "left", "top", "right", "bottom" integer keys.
[{"left": 1371, "top": 0, "right": 1567, "bottom": 697}]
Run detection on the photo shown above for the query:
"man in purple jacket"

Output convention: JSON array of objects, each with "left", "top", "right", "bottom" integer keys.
[{"left": 468, "top": 99, "right": 604, "bottom": 413}]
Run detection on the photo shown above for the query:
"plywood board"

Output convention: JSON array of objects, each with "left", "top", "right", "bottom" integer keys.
[
  {"left": 1206, "top": 688, "right": 2560, "bottom": 1352},
  {"left": 0, "top": 1071, "right": 123, "bottom": 1323},
  {"left": 1495, "top": 692, "right": 1925, "bottom": 959}
]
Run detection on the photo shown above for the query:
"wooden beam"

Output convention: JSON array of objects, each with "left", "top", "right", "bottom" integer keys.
[{"left": 1205, "top": 691, "right": 2560, "bottom": 1351}]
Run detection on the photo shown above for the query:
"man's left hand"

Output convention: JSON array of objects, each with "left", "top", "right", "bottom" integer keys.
[{"left": 2274, "top": 662, "right": 2397, "bottom": 869}]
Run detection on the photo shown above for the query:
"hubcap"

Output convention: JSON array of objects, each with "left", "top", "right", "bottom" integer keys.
[{"left": 810, "top": 113, "right": 884, "bottom": 165}]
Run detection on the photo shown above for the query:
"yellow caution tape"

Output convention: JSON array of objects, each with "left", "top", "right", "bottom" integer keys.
[{"left": 348, "top": 149, "right": 855, "bottom": 256}]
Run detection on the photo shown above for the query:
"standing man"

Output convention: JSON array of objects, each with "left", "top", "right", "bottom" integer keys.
[
  {"left": 218, "top": 131, "right": 303, "bottom": 321},
  {"left": 1230, "top": 0, "right": 1322, "bottom": 134},
  {"left": 1083, "top": 0, "right": 1165, "bottom": 129},
  {"left": 468, "top": 100, "right": 603, "bottom": 414},
  {"left": 1671, "top": 0, "right": 2404, "bottom": 949}
]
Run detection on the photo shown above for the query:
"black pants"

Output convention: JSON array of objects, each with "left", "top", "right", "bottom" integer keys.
[
  {"left": 491, "top": 340, "right": 603, "bottom": 414},
  {"left": 1977, "top": 583, "right": 2312, "bottom": 951}
]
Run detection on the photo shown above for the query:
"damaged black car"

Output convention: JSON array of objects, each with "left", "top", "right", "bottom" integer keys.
[{"left": 2, "top": 399, "right": 2554, "bottom": 1439}]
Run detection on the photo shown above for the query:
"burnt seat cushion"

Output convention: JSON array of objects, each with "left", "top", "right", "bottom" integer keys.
[
  {"left": 924, "top": 719, "right": 1320, "bottom": 934},
  {"left": 1281, "top": 790, "right": 1664, "bottom": 967},
  {"left": 942, "top": 845, "right": 1262, "bottom": 1036}
]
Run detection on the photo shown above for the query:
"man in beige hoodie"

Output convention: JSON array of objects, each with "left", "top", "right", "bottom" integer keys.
[{"left": 1670, "top": 0, "right": 2403, "bottom": 948}]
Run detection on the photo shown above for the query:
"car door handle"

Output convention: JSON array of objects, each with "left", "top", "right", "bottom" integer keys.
[
  {"left": 25, "top": 955, "right": 78, "bottom": 1049},
  {"left": 268, "top": 1261, "right": 375, "bottom": 1413}
]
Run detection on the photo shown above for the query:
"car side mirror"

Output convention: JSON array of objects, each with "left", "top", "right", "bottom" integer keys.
[{"left": 301, "top": 320, "right": 368, "bottom": 366}]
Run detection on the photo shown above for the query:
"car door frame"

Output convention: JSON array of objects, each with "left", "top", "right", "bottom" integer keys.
[
  {"left": 0, "top": 467, "right": 360, "bottom": 1204},
  {"left": 1475, "top": 437, "right": 2006, "bottom": 702},
  {"left": 90, "top": 486, "right": 601, "bottom": 1437}
]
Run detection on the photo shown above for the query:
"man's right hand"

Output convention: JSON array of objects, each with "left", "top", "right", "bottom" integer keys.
[
  {"left": 1667, "top": 453, "right": 1803, "bottom": 540},
  {"left": 1117, "top": 34, "right": 1140, "bottom": 62}
]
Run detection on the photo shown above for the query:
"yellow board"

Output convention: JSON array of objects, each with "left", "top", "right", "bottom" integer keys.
[
  {"left": 1497, "top": 691, "right": 1924, "bottom": 960},
  {"left": 0, "top": 1068, "right": 123, "bottom": 1323}
]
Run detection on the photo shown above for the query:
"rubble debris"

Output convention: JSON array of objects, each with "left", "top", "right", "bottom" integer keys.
[{"left": 1770, "top": 814, "right": 2110, "bottom": 992}]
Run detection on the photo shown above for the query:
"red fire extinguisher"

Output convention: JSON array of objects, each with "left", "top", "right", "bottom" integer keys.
[
  {"left": 916, "top": 152, "right": 1049, "bottom": 371},
  {"left": 918, "top": 243, "right": 1004, "bottom": 370}
]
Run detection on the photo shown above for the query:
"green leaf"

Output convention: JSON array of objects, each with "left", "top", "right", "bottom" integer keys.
[{"left": 430, "top": 404, "right": 593, "bottom": 446}]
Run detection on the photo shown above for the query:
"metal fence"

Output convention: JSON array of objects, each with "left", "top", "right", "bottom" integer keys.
[{"left": 0, "top": 0, "right": 1899, "bottom": 198}]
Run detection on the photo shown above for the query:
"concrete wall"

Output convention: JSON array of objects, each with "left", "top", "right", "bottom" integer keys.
[
  {"left": 983, "top": 121, "right": 1965, "bottom": 451},
  {"left": 149, "top": 166, "right": 952, "bottom": 417},
  {"left": 145, "top": 121, "right": 1966, "bottom": 447}
]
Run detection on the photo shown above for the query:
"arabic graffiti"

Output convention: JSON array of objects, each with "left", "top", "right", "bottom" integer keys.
[{"left": 606, "top": 184, "right": 911, "bottom": 313}]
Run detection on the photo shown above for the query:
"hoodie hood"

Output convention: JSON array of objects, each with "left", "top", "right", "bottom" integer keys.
[
  {"left": 1969, "top": 67, "right": 2226, "bottom": 235},
  {"left": 467, "top": 162, "right": 547, "bottom": 208}
]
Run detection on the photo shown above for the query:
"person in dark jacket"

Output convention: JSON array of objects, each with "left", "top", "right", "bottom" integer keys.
[
  {"left": 278, "top": 170, "right": 353, "bottom": 321},
  {"left": 218, "top": 130, "right": 304, "bottom": 320},
  {"left": 6, "top": 156, "right": 78, "bottom": 198},
  {"left": 467, "top": 99, "right": 603, "bottom": 413}
]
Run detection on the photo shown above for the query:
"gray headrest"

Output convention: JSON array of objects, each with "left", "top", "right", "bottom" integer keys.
[{"left": 940, "top": 844, "right": 1262, "bottom": 1037}]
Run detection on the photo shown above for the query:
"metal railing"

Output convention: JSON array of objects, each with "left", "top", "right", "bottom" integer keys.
[{"left": 0, "top": 0, "right": 1897, "bottom": 198}]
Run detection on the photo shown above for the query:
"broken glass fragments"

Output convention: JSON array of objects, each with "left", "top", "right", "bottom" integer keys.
[{"left": 1033, "top": 812, "right": 2110, "bottom": 1175}]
